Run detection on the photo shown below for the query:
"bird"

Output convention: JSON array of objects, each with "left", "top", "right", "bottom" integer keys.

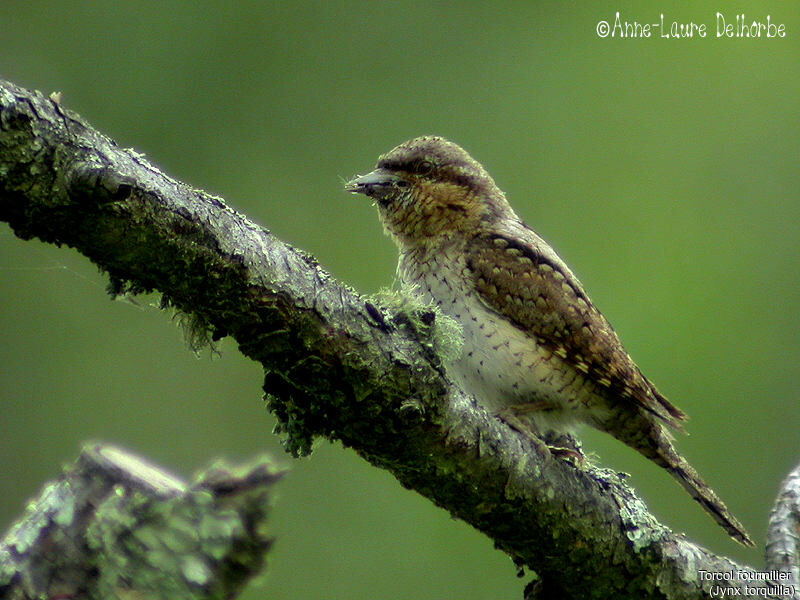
[{"left": 345, "top": 136, "right": 753, "bottom": 547}]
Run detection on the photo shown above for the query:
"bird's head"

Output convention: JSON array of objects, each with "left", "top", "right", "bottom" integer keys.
[{"left": 345, "top": 136, "right": 512, "bottom": 248}]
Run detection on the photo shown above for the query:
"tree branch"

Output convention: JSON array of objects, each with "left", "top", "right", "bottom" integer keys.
[
  {"left": 765, "top": 463, "right": 800, "bottom": 599},
  {"left": 1, "top": 78, "right": 795, "bottom": 599},
  {"left": 0, "top": 443, "right": 282, "bottom": 599}
]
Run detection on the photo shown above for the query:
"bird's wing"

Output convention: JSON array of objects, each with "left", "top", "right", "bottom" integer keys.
[{"left": 465, "top": 230, "right": 686, "bottom": 428}]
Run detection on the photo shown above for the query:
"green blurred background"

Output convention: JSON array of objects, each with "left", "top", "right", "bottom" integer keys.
[{"left": 1, "top": 1, "right": 798, "bottom": 596}]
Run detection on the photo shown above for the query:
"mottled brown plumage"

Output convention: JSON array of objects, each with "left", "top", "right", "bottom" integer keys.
[
  {"left": 467, "top": 232, "right": 686, "bottom": 428},
  {"left": 345, "top": 136, "right": 752, "bottom": 546}
]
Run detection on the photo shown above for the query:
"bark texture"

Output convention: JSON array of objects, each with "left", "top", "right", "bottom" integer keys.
[{"left": 0, "top": 444, "right": 282, "bottom": 599}]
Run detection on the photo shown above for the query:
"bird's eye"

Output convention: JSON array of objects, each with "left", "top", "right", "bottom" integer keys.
[{"left": 415, "top": 160, "right": 434, "bottom": 176}]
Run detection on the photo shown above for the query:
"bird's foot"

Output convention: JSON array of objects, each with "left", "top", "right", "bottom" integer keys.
[
  {"left": 494, "top": 407, "right": 552, "bottom": 460},
  {"left": 541, "top": 431, "right": 584, "bottom": 466},
  {"left": 495, "top": 405, "right": 585, "bottom": 466}
]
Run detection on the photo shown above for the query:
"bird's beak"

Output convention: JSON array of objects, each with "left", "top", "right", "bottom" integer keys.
[{"left": 344, "top": 169, "right": 404, "bottom": 198}]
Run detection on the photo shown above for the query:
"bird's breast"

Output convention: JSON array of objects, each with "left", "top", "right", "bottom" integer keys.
[{"left": 399, "top": 248, "right": 603, "bottom": 430}]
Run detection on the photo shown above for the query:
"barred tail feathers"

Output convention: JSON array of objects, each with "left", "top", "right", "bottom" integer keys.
[{"left": 645, "top": 423, "right": 754, "bottom": 547}]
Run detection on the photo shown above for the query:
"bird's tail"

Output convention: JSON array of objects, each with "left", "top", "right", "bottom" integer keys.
[
  {"left": 663, "top": 453, "right": 753, "bottom": 546},
  {"left": 648, "top": 426, "right": 754, "bottom": 547}
]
